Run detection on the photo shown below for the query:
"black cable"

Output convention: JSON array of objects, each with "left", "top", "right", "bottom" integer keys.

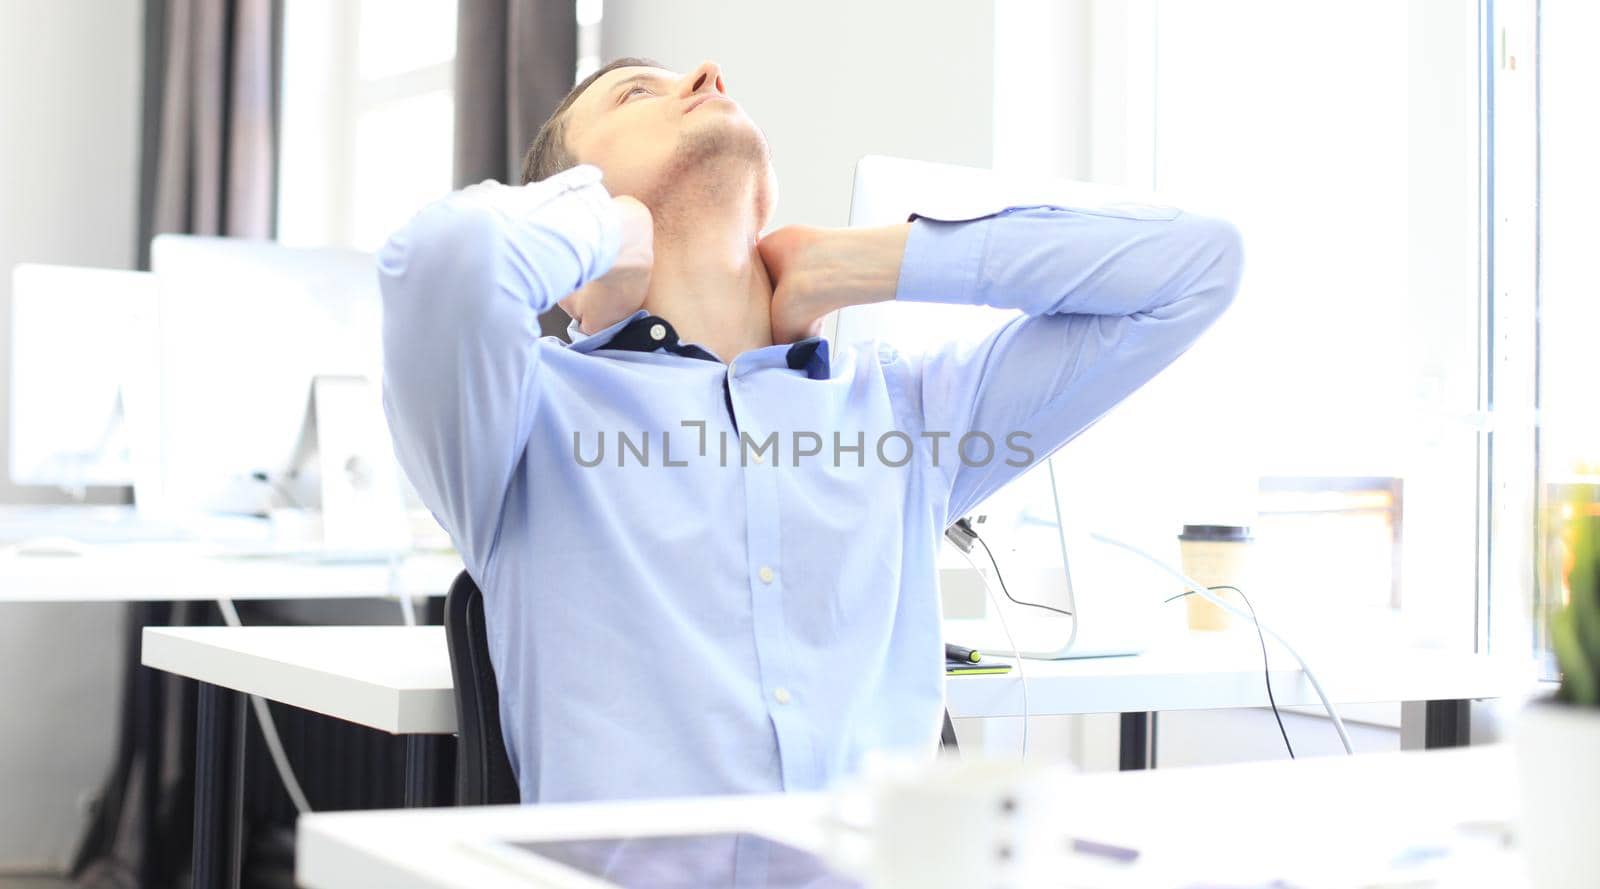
[
  {"left": 1164, "top": 584, "right": 1295, "bottom": 759},
  {"left": 972, "top": 528, "right": 1074, "bottom": 618}
]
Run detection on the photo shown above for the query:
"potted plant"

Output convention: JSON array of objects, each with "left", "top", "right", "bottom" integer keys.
[{"left": 1517, "top": 502, "right": 1600, "bottom": 888}]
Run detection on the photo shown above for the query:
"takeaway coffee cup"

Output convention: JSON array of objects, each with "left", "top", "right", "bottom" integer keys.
[{"left": 1177, "top": 524, "right": 1253, "bottom": 631}]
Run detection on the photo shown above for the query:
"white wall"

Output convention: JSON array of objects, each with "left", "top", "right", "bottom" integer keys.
[
  {"left": 600, "top": 0, "right": 996, "bottom": 230},
  {"left": 0, "top": 0, "right": 142, "bottom": 505},
  {"left": 0, "top": 0, "right": 142, "bottom": 872},
  {"left": 993, "top": 0, "right": 1090, "bottom": 180}
]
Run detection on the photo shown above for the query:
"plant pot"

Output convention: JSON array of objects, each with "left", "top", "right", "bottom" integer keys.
[{"left": 1515, "top": 696, "right": 1600, "bottom": 888}]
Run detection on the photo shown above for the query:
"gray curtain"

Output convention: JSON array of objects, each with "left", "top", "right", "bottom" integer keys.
[
  {"left": 455, "top": 0, "right": 578, "bottom": 339},
  {"left": 136, "top": 0, "right": 281, "bottom": 269},
  {"left": 74, "top": 4, "right": 283, "bottom": 887}
]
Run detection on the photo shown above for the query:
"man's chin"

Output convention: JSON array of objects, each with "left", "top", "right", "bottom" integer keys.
[
  {"left": 638, "top": 123, "right": 776, "bottom": 216},
  {"left": 678, "top": 117, "right": 770, "bottom": 168}
]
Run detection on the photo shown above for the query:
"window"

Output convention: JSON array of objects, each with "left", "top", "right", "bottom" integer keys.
[
  {"left": 1532, "top": 1, "right": 1600, "bottom": 674},
  {"left": 875, "top": 0, "right": 1491, "bottom": 649},
  {"left": 577, "top": 0, "right": 604, "bottom": 81},
  {"left": 278, "top": 0, "right": 457, "bottom": 251},
  {"left": 1256, "top": 477, "right": 1405, "bottom": 612},
  {"left": 1017, "top": 0, "right": 1482, "bottom": 648},
  {"left": 979, "top": 0, "right": 1592, "bottom": 662}
]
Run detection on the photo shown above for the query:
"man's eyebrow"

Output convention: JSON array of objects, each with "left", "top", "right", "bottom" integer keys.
[{"left": 605, "top": 72, "right": 674, "bottom": 104}]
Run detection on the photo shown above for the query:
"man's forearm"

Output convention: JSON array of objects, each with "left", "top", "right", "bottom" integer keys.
[
  {"left": 895, "top": 205, "right": 1243, "bottom": 318},
  {"left": 376, "top": 163, "right": 619, "bottom": 574}
]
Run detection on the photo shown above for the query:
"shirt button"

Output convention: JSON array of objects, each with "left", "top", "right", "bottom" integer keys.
[
  {"left": 773, "top": 688, "right": 792, "bottom": 705},
  {"left": 758, "top": 566, "right": 775, "bottom": 584},
  {"left": 649, "top": 323, "right": 667, "bottom": 341}
]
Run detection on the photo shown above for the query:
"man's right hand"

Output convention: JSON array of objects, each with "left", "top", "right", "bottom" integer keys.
[{"left": 560, "top": 195, "right": 654, "bottom": 335}]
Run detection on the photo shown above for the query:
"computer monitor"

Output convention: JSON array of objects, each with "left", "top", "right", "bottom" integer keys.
[
  {"left": 137, "top": 235, "right": 409, "bottom": 552},
  {"left": 838, "top": 155, "right": 1161, "bottom": 658},
  {"left": 8, "top": 264, "right": 156, "bottom": 491}
]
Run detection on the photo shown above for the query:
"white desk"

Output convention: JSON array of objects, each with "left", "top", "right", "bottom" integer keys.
[
  {"left": 140, "top": 624, "right": 1534, "bottom": 797},
  {"left": 948, "top": 630, "right": 1539, "bottom": 767},
  {"left": 0, "top": 504, "right": 461, "bottom": 602},
  {"left": 0, "top": 543, "right": 463, "bottom": 602},
  {"left": 296, "top": 745, "right": 1528, "bottom": 889},
  {"left": 143, "top": 626, "right": 461, "bottom": 889},
  {"left": 0, "top": 506, "right": 464, "bottom": 888},
  {"left": 142, "top": 626, "right": 455, "bottom": 734},
  {"left": 142, "top": 622, "right": 1535, "bottom": 888},
  {"left": 144, "top": 625, "right": 1533, "bottom": 736},
  {"left": 946, "top": 631, "right": 1533, "bottom": 719}
]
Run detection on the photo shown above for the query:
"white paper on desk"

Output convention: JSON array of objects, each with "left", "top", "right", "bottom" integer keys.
[{"left": 1049, "top": 821, "right": 1527, "bottom": 889}]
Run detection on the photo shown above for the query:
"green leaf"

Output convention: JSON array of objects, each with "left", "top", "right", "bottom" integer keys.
[
  {"left": 1553, "top": 607, "right": 1600, "bottom": 707},
  {"left": 1570, "top": 517, "right": 1600, "bottom": 668}
]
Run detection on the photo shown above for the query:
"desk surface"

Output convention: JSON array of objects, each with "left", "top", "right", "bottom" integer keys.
[
  {"left": 141, "top": 624, "right": 1536, "bottom": 737},
  {"left": 0, "top": 544, "right": 462, "bottom": 602},
  {"left": 142, "top": 626, "right": 456, "bottom": 734},
  {"left": 296, "top": 745, "right": 1527, "bottom": 889},
  {"left": 945, "top": 630, "right": 1540, "bottom": 718},
  {"left": 0, "top": 504, "right": 461, "bottom": 602}
]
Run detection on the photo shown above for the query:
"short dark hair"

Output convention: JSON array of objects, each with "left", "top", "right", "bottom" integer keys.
[{"left": 521, "top": 56, "right": 668, "bottom": 185}]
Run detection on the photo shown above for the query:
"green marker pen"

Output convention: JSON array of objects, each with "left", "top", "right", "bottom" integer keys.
[{"left": 945, "top": 643, "right": 981, "bottom": 664}]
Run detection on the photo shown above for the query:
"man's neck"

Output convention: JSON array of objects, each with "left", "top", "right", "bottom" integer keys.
[{"left": 639, "top": 169, "right": 776, "bottom": 364}]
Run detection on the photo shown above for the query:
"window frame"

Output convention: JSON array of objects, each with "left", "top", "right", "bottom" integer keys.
[
  {"left": 276, "top": 0, "right": 455, "bottom": 249},
  {"left": 1082, "top": 0, "right": 1513, "bottom": 654}
]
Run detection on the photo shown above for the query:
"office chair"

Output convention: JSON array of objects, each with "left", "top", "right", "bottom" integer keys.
[
  {"left": 444, "top": 569, "right": 962, "bottom": 807},
  {"left": 443, "top": 570, "right": 521, "bottom": 805}
]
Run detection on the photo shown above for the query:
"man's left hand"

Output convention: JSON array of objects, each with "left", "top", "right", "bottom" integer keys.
[{"left": 757, "top": 223, "right": 911, "bottom": 345}]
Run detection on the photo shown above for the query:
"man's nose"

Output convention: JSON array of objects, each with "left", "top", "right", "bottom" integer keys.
[{"left": 684, "top": 60, "right": 727, "bottom": 96}]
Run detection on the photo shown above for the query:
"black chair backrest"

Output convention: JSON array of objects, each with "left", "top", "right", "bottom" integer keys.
[{"left": 443, "top": 570, "right": 521, "bottom": 805}]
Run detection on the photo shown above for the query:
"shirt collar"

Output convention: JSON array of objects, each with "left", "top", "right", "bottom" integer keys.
[
  {"left": 565, "top": 309, "right": 648, "bottom": 352},
  {"left": 783, "top": 336, "right": 831, "bottom": 381},
  {"left": 564, "top": 311, "right": 832, "bottom": 380}
]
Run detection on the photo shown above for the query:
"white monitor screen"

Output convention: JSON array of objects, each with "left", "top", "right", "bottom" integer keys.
[
  {"left": 142, "top": 235, "right": 388, "bottom": 518},
  {"left": 9, "top": 264, "right": 156, "bottom": 489}
]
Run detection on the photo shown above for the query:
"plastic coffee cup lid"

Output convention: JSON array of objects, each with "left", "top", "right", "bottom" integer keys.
[{"left": 1178, "top": 524, "right": 1253, "bottom": 542}]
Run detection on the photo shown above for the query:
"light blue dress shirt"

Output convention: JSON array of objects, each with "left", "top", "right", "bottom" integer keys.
[{"left": 378, "top": 162, "right": 1242, "bottom": 804}]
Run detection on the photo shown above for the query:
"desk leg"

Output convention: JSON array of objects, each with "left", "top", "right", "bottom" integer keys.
[
  {"left": 404, "top": 734, "right": 454, "bottom": 807},
  {"left": 1423, "top": 699, "right": 1471, "bottom": 749},
  {"left": 940, "top": 712, "right": 960, "bottom": 755},
  {"left": 1119, "top": 713, "right": 1155, "bottom": 771},
  {"left": 192, "top": 682, "right": 246, "bottom": 889}
]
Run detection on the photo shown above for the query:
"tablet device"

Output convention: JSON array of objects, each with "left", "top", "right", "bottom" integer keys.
[
  {"left": 465, "top": 831, "right": 863, "bottom": 889},
  {"left": 945, "top": 659, "right": 1014, "bottom": 676}
]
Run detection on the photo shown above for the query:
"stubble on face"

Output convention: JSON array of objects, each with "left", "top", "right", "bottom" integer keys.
[{"left": 639, "top": 113, "right": 777, "bottom": 237}]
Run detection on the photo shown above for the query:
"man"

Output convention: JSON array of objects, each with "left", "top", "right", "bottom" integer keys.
[{"left": 379, "top": 56, "right": 1242, "bottom": 804}]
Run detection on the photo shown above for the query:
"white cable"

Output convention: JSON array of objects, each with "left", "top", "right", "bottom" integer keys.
[
  {"left": 1086, "top": 532, "right": 1356, "bottom": 755},
  {"left": 955, "top": 546, "right": 1031, "bottom": 762},
  {"left": 217, "top": 598, "right": 314, "bottom": 814},
  {"left": 390, "top": 554, "right": 418, "bottom": 626}
]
